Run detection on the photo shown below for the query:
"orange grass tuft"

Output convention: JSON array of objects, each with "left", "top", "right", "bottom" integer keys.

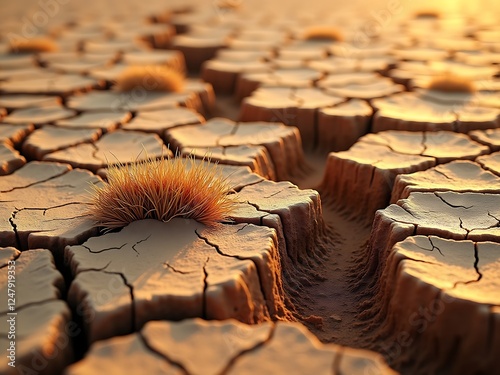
[
  {"left": 428, "top": 74, "right": 476, "bottom": 94},
  {"left": 9, "top": 37, "right": 58, "bottom": 53},
  {"left": 115, "top": 65, "right": 184, "bottom": 92},
  {"left": 88, "top": 155, "right": 235, "bottom": 229},
  {"left": 303, "top": 26, "right": 343, "bottom": 42},
  {"left": 414, "top": 10, "right": 440, "bottom": 19}
]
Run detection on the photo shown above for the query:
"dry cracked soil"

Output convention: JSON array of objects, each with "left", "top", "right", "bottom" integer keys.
[{"left": 0, "top": 0, "right": 499, "bottom": 374}]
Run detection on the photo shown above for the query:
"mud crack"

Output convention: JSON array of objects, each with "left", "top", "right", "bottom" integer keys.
[
  {"left": 434, "top": 192, "right": 473, "bottom": 209},
  {"left": 163, "top": 262, "right": 192, "bottom": 274},
  {"left": 81, "top": 243, "right": 127, "bottom": 254},
  {"left": 432, "top": 167, "right": 453, "bottom": 180},
  {"left": 131, "top": 234, "right": 151, "bottom": 255},
  {"left": 0, "top": 250, "right": 21, "bottom": 270},
  {"left": 102, "top": 270, "right": 135, "bottom": 333},
  {"left": 219, "top": 323, "right": 277, "bottom": 374},
  {"left": 202, "top": 256, "right": 209, "bottom": 320},
  {"left": 428, "top": 237, "right": 444, "bottom": 256},
  {"left": 8, "top": 214, "right": 21, "bottom": 249},
  {"left": 195, "top": 229, "right": 271, "bottom": 318},
  {"left": 0, "top": 298, "right": 60, "bottom": 315},
  {"left": 0, "top": 168, "right": 70, "bottom": 193}
]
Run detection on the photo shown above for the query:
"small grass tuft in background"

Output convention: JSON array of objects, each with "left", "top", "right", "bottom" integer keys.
[
  {"left": 427, "top": 73, "right": 476, "bottom": 93},
  {"left": 303, "top": 26, "right": 343, "bottom": 42},
  {"left": 9, "top": 37, "right": 58, "bottom": 53},
  {"left": 88, "top": 155, "right": 235, "bottom": 230},
  {"left": 414, "top": 9, "right": 440, "bottom": 19},
  {"left": 115, "top": 65, "right": 185, "bottom": 92}
]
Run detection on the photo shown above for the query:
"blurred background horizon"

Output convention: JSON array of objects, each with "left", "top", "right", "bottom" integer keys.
[{"left": 2, "top": 0, "right": 500, "bottom": 26}]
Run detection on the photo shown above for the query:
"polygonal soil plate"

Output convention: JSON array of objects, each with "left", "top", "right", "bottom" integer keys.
[
  {"left": 43, "top": 130, "right": 170, "bottom": 172},
  {"left": 0, "top": 248, "right": 72, "bottom": 375},
  {"left": 0, "top": 162, "right": 101, "bottom": 255},
  {"left": 65, "top": 319, "right": 396, "bottom": 375},
  {"left": 373, "top": 236, "right": 500, "bottom": 374},
  {"left": 66, "top": 219, "right": 286, "bottom": 343}
]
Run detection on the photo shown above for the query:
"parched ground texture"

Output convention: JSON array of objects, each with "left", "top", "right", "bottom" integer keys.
[{"left": 0, "top": 0, "right": 499, "bottom": 374}]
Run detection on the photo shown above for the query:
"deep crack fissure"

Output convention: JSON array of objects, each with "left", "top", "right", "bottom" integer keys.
[{"left": 472, "top": 242, "right": 483, "bottom": 281}]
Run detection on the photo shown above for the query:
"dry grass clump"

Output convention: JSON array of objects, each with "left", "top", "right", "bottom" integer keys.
[
  {"left": 428, "top": 73, "right": 476, "bottom": 93},
  {"left": 303, "top": 26, "right": 343, "bottom": 42},
  {"left": 9, "top": 37, "right": 58, "bottom": 53},
  {"left": 89, "top": 155, "right": 235, "bottom": 229},
  {"left": 414, "top": 9, "right": 440, "bottom": 19},
  {"left": 115, "top": 65, "right": 184, "bottom": 92}
]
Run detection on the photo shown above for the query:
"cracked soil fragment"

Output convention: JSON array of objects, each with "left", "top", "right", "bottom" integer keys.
[
  {"left": 0, "top": 247, "right": 72, "bottom": 375},
  {"left": 0, "top": 162, "right": 101, "bottom": 255},
  {"left": 66, "top": 219, "right": 285, "bottom": 344},
  {"left": 65, "top": 318, "right": 396, "bottom": 375},
  {"left": 320, "top": 131, "right": 489, "bottom": 222},
  {"left": 166, "top": 117, "right": 304, "bottom": 180},
  {"left": 373, "top": 236, "right": 500, "bottom": 374},
  {"left": 357, "top": 191, "right": 500, "bottom": 295},
  {"left": 0, "top": 143, "right": 25, "bottom": 175},
  {"left": 391, "top": 160, "right": 500, "bottom": 202},
  {"left": 43, "top": 130, "right": 170, "bottom": 172}
]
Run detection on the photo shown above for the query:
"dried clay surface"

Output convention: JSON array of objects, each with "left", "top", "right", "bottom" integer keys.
[
  {"left": 0, "top": 247, "right": 72, "bottom": 375},
  {"left": 65, "top": 318, "right": 396, "bottom": 375},
  {"left": 0, "top": 162, "right": 101, "bottom": 255}
]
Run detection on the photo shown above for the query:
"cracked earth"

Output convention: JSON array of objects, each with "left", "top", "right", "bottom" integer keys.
[{"left": 0, "top": 0, "right": 500, "bottom": 374}]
